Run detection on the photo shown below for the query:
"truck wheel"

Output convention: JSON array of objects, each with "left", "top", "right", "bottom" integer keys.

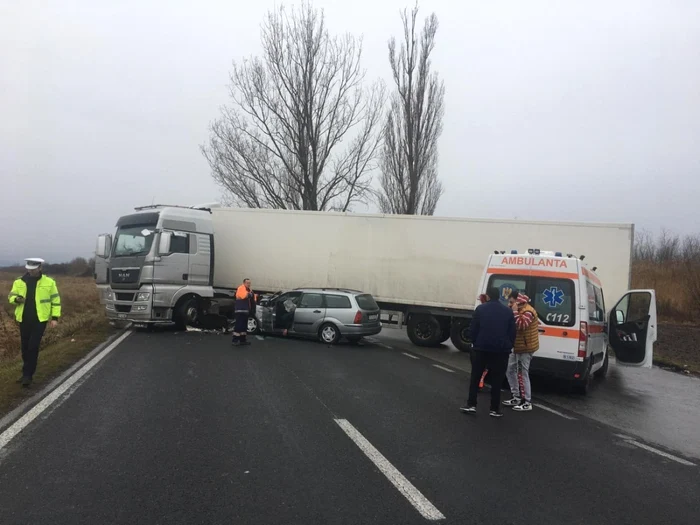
[
  {"left": 438, "top": 318, "right": 451, "bottom": 344},
  {"left": 174, "top": 296, "right": 199, "bottom": 331},
  {"left": 450, "top": 319, "right": 472, "bottom": 352},
  {"left": 407, "top": 314, "right": 443, "bottom": 347},
  {"left": 319, "top": 323, "right": 341, "bottom": 345},
  {"left": 594, "top": 352, "right": 609, "bottom": 380}
]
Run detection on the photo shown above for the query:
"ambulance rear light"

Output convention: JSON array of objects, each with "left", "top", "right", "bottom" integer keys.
[{"left": 578, "top": 321, "right": 588, "bottom": 359}]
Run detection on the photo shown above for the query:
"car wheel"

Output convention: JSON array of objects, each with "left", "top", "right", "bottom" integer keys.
[
  {"left": 407, "top": 314, "right": 443, "bottom": 347},
  {"left": 449, "top": 318, "right": 472, "bottom": 352},
  {"left": 247, "top": 316, "right": 260, "bottom": 335},
  {"left": 594, "top": 351, "right": 609, "bottom": 380},
  {"left": 319, "top": 323, "right": 341, "bottom": 345}
]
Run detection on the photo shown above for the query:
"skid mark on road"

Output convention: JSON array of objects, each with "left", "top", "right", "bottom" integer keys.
[
  {"left": 0, "top": 331, "right": 132, "bottom": 451},
  {"left": 335, "top": 419, "right": 446, "bottom": 521},
  {"left": 614, "top": 434, "right": 696, "bottom": 467}
]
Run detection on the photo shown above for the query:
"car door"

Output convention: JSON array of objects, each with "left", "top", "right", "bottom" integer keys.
[
  {"left": 608, "top": 290, "right": 657, "bottom": 368},
  {"left": 261, "top": 292, "right": 287, "bottom": 332},
  {"left": 293, "top": 292, "right": 326, "bottom": 335}
]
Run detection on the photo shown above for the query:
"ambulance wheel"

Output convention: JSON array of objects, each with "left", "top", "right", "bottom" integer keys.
[
  {"left": 594, "top": 352, "right": 609, "bottom": 380},
  {"left": 572, "top": 360, "right": 594, "bottom": 395},
  {"left": 407, "top": 314, "right": 442, "bottom": 347}
]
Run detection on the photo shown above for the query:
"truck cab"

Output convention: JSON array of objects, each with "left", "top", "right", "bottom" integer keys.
[
  {"left": 477, "top": 249, "right": 657, "bottom": 393},
  {"left": 95, "top": 205, "right": 219, "bottom": 328}
]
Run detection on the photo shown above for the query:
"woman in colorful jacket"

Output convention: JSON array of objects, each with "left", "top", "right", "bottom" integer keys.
[{"left": 503, "top": 291, "right": 539, "bottom": 411}]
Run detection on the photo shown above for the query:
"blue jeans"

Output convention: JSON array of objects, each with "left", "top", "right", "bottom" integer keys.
[{"left": 506, "top": 352, "right": 533, "bottom": 402}]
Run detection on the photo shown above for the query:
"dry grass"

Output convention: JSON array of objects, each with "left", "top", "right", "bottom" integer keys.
[
  {"left": 0, "top": 272, "right": 109, "bottom": 361},
  {"left": 631, "top": 261, "right": 700, "bottom": 323}
]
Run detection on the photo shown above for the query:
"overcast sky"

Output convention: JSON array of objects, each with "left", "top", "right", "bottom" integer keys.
[{"left": 1, "top": 0, "right": 699, "bottom": 264}]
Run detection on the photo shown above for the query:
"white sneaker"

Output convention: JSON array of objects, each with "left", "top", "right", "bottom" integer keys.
[
  {"left": 502, "top": 397, "right": 521, "bottom": 406},
  {"left": 513, "top": 401, "right": 533, "bottom": 412}
]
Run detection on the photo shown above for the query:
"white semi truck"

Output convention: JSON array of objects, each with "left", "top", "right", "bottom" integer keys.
[{"left": 95, "top": 205, "right": 636, "bottom": 353}]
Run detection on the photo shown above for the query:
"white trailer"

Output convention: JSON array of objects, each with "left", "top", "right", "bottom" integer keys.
[{"left": 95, "top": 205, "right": 634, "bottom": 350}]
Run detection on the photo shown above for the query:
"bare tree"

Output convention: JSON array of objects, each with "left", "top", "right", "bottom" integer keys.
[
  {"left": 201, "top": 2, "right": 385, "bottom": 211},
  {"left": 377, "top": 5, "right": 445, "bottom": 215}
]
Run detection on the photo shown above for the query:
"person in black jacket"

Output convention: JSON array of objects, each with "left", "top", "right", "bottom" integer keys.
[{"left": 461, "top": 287, "right": 516, "bottom": 417}]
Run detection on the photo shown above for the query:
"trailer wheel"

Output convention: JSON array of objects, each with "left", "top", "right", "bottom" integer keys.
[
  {"left": 450, "top": 318, "right": 472, "bottom": 352},
  {"left": 407, "top": 314, "right": 443, "bottom": 347},
  {"left": 438, "top": 318, "right": 451, "bottom": 344}
]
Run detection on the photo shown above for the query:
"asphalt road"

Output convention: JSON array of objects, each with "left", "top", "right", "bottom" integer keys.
[
  {"left": 374, "top": 328, "right": 700, "bottom": 461},
  {"left": 0, "top": 329, "right": 698, "bottom": 525}
]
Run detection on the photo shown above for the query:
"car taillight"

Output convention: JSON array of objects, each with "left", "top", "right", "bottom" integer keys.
[
  {"left": 578, "top": 321, "right": 588, "bottom": 359},
  {"left": 354, "top": 311, "right": 363, "bottom": 324}
]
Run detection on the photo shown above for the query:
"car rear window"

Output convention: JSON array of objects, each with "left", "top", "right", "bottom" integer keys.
[
  {"left": 355, "top": 294, "right": 379, "bottom": 310},
  {"left": 325, "top": 294, "right": 352, "bottom": 308}
]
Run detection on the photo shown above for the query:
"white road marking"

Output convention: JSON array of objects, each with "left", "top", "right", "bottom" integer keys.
[
  {"left": 256, "top": 335, "right": 265, "bottom": 340},
  {"left": 533, "top": 403, "right": 577, "bottom": 420},
  {"left": 432, "top": 364, "right": 455, "bottom": 373},
  {"left": 334, "top": 419, "right": 445, "bottom": 521},
  {"left": 614, "top": 434, "right": 696, "bottom": 466},
  {"left": 402, "top": 352, "right": 420, "bottom": 360},
  {"left": 0, "top": 330, "right": 132, "bottom": 451}
]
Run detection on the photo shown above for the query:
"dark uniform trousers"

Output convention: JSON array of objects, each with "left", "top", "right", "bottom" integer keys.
[{"left": 20, "top": 321, "right": 47, "bottom": 378}]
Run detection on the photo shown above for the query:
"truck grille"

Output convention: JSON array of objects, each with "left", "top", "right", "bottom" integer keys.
[
  {"left": 114, "top": 304, "right": 132, "bottom": 313},
  {"left": 111, "top": 269, "right": 140, "bottom": 284},
  {"left": 115, "top": 293, "right": 135, "bottom": 301}
]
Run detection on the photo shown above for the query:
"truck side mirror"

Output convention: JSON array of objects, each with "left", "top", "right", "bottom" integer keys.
[
  {"left": 96, "top": 234, "right": 112, "bottom": 258},
  {"left": 158, "top": 232, "right": 173, "bottom": 256}
]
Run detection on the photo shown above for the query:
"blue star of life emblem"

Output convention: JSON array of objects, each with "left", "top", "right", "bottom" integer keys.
[{"left": 543, "top": 286, "right": 565, "bottom": 308}]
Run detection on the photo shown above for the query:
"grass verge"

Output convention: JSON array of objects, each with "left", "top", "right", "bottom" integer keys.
[{"left": 0, "top": 319, "right": 115, "bottom": 417}]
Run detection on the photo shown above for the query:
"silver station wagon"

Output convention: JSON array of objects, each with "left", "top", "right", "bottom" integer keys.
[{"left": 258, "top": 288, "right": 382, "bottom": 344}]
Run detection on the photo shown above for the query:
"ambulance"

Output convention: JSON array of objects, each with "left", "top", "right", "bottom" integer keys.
[{"left": 477, "top": 249, "right": 657, "bottom": 393}]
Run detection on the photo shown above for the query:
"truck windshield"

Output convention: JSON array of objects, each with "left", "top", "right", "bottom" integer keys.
[{"left": 112, "top": 226, "right": 155, "bottom": 257}]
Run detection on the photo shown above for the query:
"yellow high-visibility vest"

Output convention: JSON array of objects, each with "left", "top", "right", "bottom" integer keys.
[{"left": 8, "top": 275, "right": 61, "bottom": 322}]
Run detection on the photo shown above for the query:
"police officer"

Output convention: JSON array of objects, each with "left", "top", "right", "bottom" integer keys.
[
  {"left": 7, "top": 258, "right": 61, "bottom": 387},
  {"left": 232, "top": 278, "right": 255, "bottom": 346}
]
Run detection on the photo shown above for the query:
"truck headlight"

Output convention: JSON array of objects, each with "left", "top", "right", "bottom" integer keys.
[
  {"left": 134, "top": 305, "right": 148, "bottom": 311},
  {"left": 106, "top": 304, "right": 115, "bottom": 311},
  {"left": 106, "top": 291, "right": 114, "bottom": 301},
  {"left": 136, "top": 292, "right": 151, "bottom": 302}
]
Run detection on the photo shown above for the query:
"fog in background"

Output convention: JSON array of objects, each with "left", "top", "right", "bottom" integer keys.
[{"left": 1, "top": 0, "right": 698, "bottom": 264}]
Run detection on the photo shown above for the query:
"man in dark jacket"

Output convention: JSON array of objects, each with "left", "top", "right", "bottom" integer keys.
[{"left": 461, "top": 287, "right": 516, "bottom": 417}]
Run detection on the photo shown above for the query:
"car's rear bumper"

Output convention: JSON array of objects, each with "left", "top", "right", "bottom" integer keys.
[
  {"left": 341, "top": 324, "right": 382, "bottom": 337},
  {"left": 530, "top": 356, "right": 591, "bottom": 380}
]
